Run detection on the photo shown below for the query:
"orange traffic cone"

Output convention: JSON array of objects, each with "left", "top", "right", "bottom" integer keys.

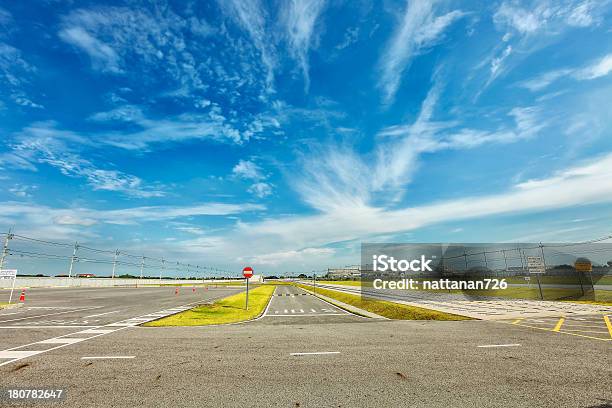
[
  {"left": 175, "top": 287, "right": 179, "bottom": 295},
  {"left": 19, "top": 289, "right": 25, "bottom": 302}
]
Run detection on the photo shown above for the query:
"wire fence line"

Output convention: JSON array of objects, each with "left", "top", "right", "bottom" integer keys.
[{"left": 0, "top": 229, "right": 235, "bottom": 279}]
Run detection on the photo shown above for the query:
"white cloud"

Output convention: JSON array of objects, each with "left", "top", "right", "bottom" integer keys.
[
  {"left": 232, "top": 159, "right": 264, "bottom": 180},
  {"left": 518, "top": 68, "right": 573, "bottom": 91},
  {"left": 232, "top": 159, "right": 274, "bottom": 198},
  {"left": 248, "top": 182, "right": 273, "bottom": 198},
  {"left": 244, "top": 247, "right": 334, "bottom": 266},
  {"left": 281, "top": 0, "right": 326, "bottom": 91},
  {"left": 222, "top": 152, "right": 612, "bottom": 263},
  {"left": 0, "top": 201, "right": 264, "bottom": 230},
  {"left": 518, "top": 53, "right": 612, "bottom": 92},
  {"left": 8, "top": 122, "right": 165, "bottom": 198},
  {"left": 378, "top": 1, "right": 464, "bottom": 104},
  {"left": 221, "top": 0, "right": 276, "bottom": 90},
  {"left": 59, "top": 27, "right": 121, "bottom": 73},
  {"left": 574, "top": 53, "right": 612, "bottom": 80}
]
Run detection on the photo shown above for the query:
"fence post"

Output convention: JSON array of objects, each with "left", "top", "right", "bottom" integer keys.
[
  {"left": 68, "top": 242, "right": 79, "bottom": 279},
  {"left": 160, "top": 258, "right": 165, "bottom": 282},
  {"left": 0, "top": 228, "right": 13, "bottom": 272},
  {"left": 111, "top": 249, "right": 119, "bottom": 281},
  {"left": 140, "top": 256, "right": 145, "bottom": 279}
]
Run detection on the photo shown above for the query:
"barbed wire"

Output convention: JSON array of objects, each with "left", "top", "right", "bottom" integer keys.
[{"left": 0, "top": 230, "right": 234, "bottom": 276}]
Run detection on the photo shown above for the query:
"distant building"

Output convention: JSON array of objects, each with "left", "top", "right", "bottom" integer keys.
[
  {"left": 326, "top": 267, "right": 360, "bottom": 279},
  {"left": 248, "top": 274, "right": 264, "bottom": 283},
  {"left": 77, "top": 273, "right": 95, "bottom": 278}
]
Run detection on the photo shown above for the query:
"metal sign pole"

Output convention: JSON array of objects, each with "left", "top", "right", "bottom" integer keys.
[
  {"left": 245, "top": 277, "right": 249, "bottom": 310},
  {"left": 535, "top": 273, "right": 543, "bottom": 300}
]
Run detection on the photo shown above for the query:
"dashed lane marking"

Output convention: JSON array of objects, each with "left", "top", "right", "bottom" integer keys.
[
  {"left": 0, "top": 306, "right": 102, "bottom": 324},
  {"left": 83, "top": 310, "right": 121, "bottom": 318},
  {"left": 477, "top": 344, "right": 521, "bottom": 348},
  {"left": 268, "top": 313, "right": 347, "bottom": 317},
  {"left": 290, "top": 352, "right": 341, "bottom": 356},
  {"left": 0, "top": 296, "right": 230, "bottom": 368}
]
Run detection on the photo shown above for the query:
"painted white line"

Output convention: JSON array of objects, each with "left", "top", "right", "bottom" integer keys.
[
  {"left": 0, "top": 306, "right": 102, "bottom": 323},
  {"left": 0, "top": 350, "right": 43, "bottom": 359},
  {"left": 83, "top": 310, "right": 121, "bottom": 318},
  {"left": 477, "top": 344, "right": 521, "bottom": 348},
  {"left": 0, "top": 325, "right": 98, "bottom": 329},
  {"left": 81, "top": 356, "right": 135, "bottom": 360},
  {"left": 38, "top": 338, "right": 87, "bottom": 344},
  {"left": 310, "top": 309, "right": 316, "bottom": 313},
  {"left": 266, "top": 313, "right": 347, "bottom": 317},
  {"left": 79, "top": 329, "right": 115, "bottom": 334},
  {"left": 290, "top": 352, "right": 341, "bottom": 356},
  {"left": 261, "top": 287, "right": 276, "bottom": 317}
]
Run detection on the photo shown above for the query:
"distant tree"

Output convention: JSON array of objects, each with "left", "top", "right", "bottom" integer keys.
[
  {"left": 607, "top": 261, "right": 612, "bottom": 267},
  {"left": 297, "top": 273, "right": 307, "bottom": 278}
]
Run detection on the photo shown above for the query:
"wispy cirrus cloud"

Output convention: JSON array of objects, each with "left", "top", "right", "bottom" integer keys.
[
  {"left": 378, "top": 1, "right": 464, "bottom": 105},
  {"left": 482, "top": 0, "right": 609, "bottom": 92},
  {"left": 7, "top": 122, "right": 165, "bottom": 198},
  {"left": 300, "top": 79, "right": 547, "bottom": 208},
  {"left": 220, "top": 0, "right": 276, "bottom": 91},
  {"left": 281, "top": 0, "right": 326, "bottom": 91},
  {"left": 518, "top": 53, "right": 612, "bottom": 91}
]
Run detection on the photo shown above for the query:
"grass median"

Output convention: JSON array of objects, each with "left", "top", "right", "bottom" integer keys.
[
  {"left": 296, "top": 284, "right": 471, "bottom": 321},
  {"left": 143, "top": 285, "right": 275, "bottom": 326}
]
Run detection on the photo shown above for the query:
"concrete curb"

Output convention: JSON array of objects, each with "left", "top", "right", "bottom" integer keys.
[{"left": 299, "top": 286, "right": 388, "bottom": 319}]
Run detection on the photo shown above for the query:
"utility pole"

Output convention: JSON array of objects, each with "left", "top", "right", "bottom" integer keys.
[
  {"left": 1, "top": 229, "right": 14, "bottom": 303},
  {"left": 111, "top": 249, "right": 119, "bottom": 281},
  {"left": 140, "top": 256, "right": 145, "bottom": 279},
  {"left": 68, "top": 242, "right": 79, "bottom": 283},
  {"left": 502, "top": 250, "right": 508, "bottom": 272},
  {"left": 160, "top": 258, "right": 165, "bottom": 282},
  {"left": 536, "top": 243, "right": 545, "bottom": 300},
  {"left": 313, "top": 271, "right": 316, "bottom": 296},
  {"left": 0, "top": 228, "right": 13, "bottom": 272}
]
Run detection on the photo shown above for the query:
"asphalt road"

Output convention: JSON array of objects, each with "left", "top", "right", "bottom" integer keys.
[
  {"left": 0, "top": 286, "right": 242, "bottom": 352},
  {"left": 1, "top": 285, "right": 611, "bottom": 408}
]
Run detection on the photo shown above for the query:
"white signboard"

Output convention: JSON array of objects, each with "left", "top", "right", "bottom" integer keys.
[
  {"left": 0, "top": 269, "right": 17, "bottom": 279},
  {"left": 526, "top": 256, "right": 545, "bottom": 274}
]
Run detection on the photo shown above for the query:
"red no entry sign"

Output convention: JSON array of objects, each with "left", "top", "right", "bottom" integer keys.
[{"left": 243, "top": 266, "right": 253, "bottom": 279}]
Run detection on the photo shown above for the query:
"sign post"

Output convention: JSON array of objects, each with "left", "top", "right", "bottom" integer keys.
[
  {"left": 242, "top": 266, "right": 253, "bottom": 310},
  {"left": 574, "top": 258, "right": 594, "bottom": 294},
  {"left": 527, "top": 256, "right": 545, "bottom": 300},
  {"left": 1, "top": 269, "right": 18, "bottom": 304}
]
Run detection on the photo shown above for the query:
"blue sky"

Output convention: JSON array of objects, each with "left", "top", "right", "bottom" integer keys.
[{"left": 1, "top": 0, "right": 612, "bottom": 276}]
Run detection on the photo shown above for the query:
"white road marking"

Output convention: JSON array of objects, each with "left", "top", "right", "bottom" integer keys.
[
  {"left": 267, "top": 313, "right": 347, "bottom": 317},
  {"left": 299, "top": 309, "right": 304, "bottom": 313},
  {"left": 477, "top": 344, "right": 521, "bottom": 348},
  {"left": 284, "top": 309, "right": 288, "bottom": 314},
  {"left": 81, "top": 356, "right": 135, "bottom": 360},
  {"left": 0, "top": 350, "right": 44, "bottom": 359},
  {"left": 0, "top": 306, "right": 102, "bottom": 323},
  {"left": 310, "top": 309, "right": 316, "bottom": 313},
  {"left": 83, "top": 310, "right": 121, "bottom": 318},
  {"left": 290, "top": 352, "right": 341, "bottom": 356},
  {"left": 0, "top": 325, "right": 98, "bottom": 329},
  {"left": 39, "top": 338, "right": 87, "bottom": 344}
]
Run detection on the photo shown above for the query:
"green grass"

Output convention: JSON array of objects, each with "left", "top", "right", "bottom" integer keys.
[
  {"left": 296, "top": 284, "right": 471, "bottom": 321},
  {"left": 143, "top": 285, "right": 275, "bottom": 326},
  {"left": 0, "top": 302, "right": 9, "bottom": 309}
]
